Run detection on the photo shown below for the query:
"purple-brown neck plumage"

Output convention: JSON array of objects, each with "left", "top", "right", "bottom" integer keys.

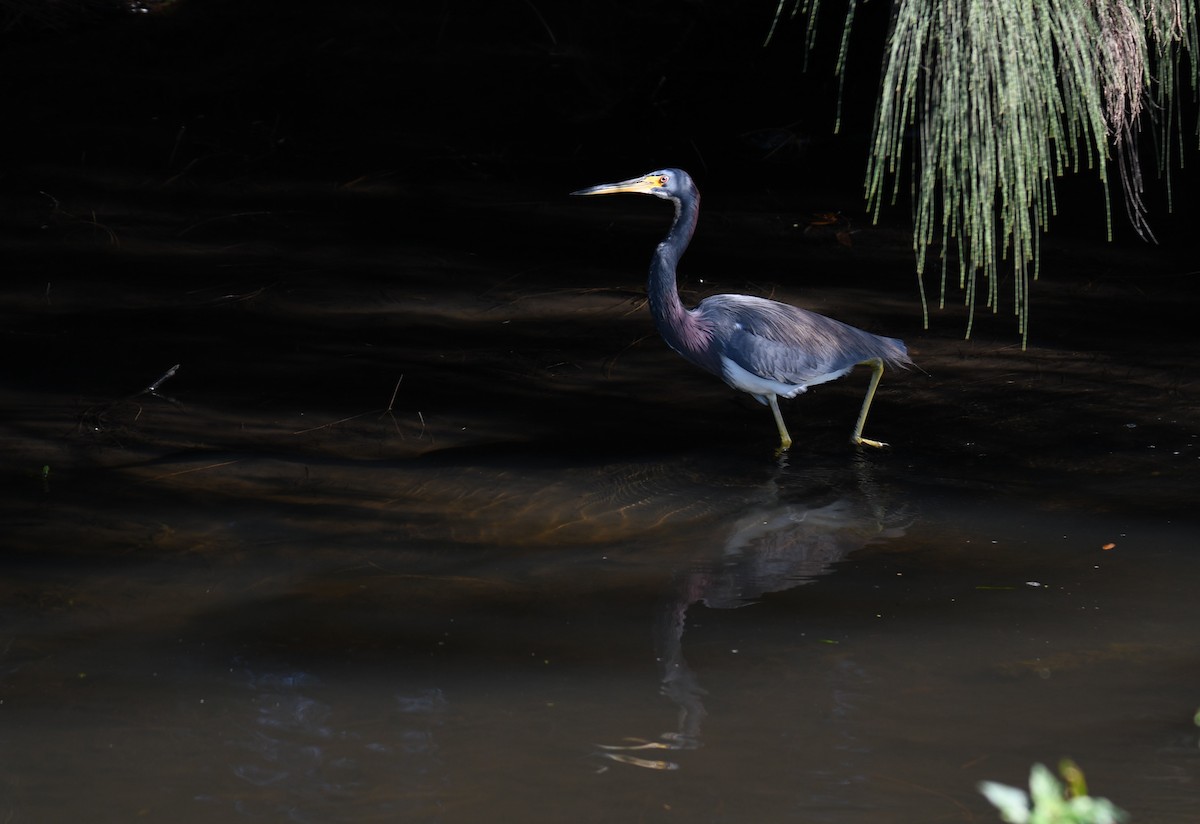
[{"left": 647, "top": 191, "right": 716, "bottom": 371}]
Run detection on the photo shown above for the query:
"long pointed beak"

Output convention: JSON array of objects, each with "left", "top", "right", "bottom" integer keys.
[{"left": 571, "top": 174, "right": 660, "bottom": 197}]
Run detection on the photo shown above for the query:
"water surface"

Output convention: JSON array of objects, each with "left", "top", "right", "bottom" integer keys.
[{"left": 3, "top": 172, "right": 1199, "bottom": 823}]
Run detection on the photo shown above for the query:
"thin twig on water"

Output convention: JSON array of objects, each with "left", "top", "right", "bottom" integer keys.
[{"left": 138, "top": 364, "right": 181, "bottom": 397}]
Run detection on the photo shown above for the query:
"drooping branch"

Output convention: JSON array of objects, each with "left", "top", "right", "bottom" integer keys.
[{"left": 769, "top": 0, "right": 1200, "bottom": 345}]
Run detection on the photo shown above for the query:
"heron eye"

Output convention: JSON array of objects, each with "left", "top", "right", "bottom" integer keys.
[{"left": 658, "top": 176, "right": 669, "bottom": 186}]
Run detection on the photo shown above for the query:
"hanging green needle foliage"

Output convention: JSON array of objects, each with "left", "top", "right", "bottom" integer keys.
[{"left": 770, "top": 0, "right": 1200, "bottom": 345}]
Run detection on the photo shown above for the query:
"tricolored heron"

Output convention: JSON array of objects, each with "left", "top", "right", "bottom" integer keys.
[{"left": 572, "top": 168, "right": 911, "bottom": 451}]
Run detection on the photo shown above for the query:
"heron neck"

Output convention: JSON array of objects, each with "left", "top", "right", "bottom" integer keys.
[
  {"left": 648, "top": 195, "right": 710, "bottom": 367},
  {"left": 648, "top": 194, "right": 700, "bottom": 334}
]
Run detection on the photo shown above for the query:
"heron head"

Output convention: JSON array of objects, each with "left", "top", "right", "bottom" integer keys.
[{"left": 571, "top": 168, "right": 691, "bottom": 201}]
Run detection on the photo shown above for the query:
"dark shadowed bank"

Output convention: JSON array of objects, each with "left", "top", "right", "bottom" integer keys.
[{"left": 2, "top": 2, "right": 1200, "bottom": 823}]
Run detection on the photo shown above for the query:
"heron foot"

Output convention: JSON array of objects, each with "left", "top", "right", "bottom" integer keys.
[{"left": 852, "top": 436, "right": 889, "bottom": 449}]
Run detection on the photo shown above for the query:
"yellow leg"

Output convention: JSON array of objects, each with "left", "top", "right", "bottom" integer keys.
[
  {"left": 767, "top": 395, "right": 792, "bottom": 451},
  {"left": 851, "top": 358, "right": 887, "bottom": 448}
]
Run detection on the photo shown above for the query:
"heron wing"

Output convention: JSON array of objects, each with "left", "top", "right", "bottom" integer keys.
[{"left": 697, "top": 294, "right": 908, "bottom": 389}]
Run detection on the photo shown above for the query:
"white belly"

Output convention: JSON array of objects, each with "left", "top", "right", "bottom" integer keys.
[{"left": 719, "top": 355, "right": 852, "bottom": 405}]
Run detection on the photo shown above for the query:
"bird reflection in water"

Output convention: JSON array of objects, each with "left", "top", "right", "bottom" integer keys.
[{"left": 596, "top": 467, "right": 909, "bottom": 770}]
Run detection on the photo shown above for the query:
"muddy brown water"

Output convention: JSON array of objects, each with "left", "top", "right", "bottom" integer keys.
[{"left": 4, "top": 170, "right": 1200, "bottom": 823}]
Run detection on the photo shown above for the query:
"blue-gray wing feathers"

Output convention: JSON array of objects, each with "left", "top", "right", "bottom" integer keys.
[{"left": 695, "top": 294, "right": 911, "bottom": 389}]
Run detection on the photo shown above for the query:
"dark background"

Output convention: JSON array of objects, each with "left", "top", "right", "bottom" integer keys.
[
  {"left": 3, "top": 0, "right": 1199, "bottom": 413},
  {"left": 5, "top": 0, "right": 1196, "bottom": 268},
  {"left": 3, "top": 0, "right": 887, "bottom": 183}
]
